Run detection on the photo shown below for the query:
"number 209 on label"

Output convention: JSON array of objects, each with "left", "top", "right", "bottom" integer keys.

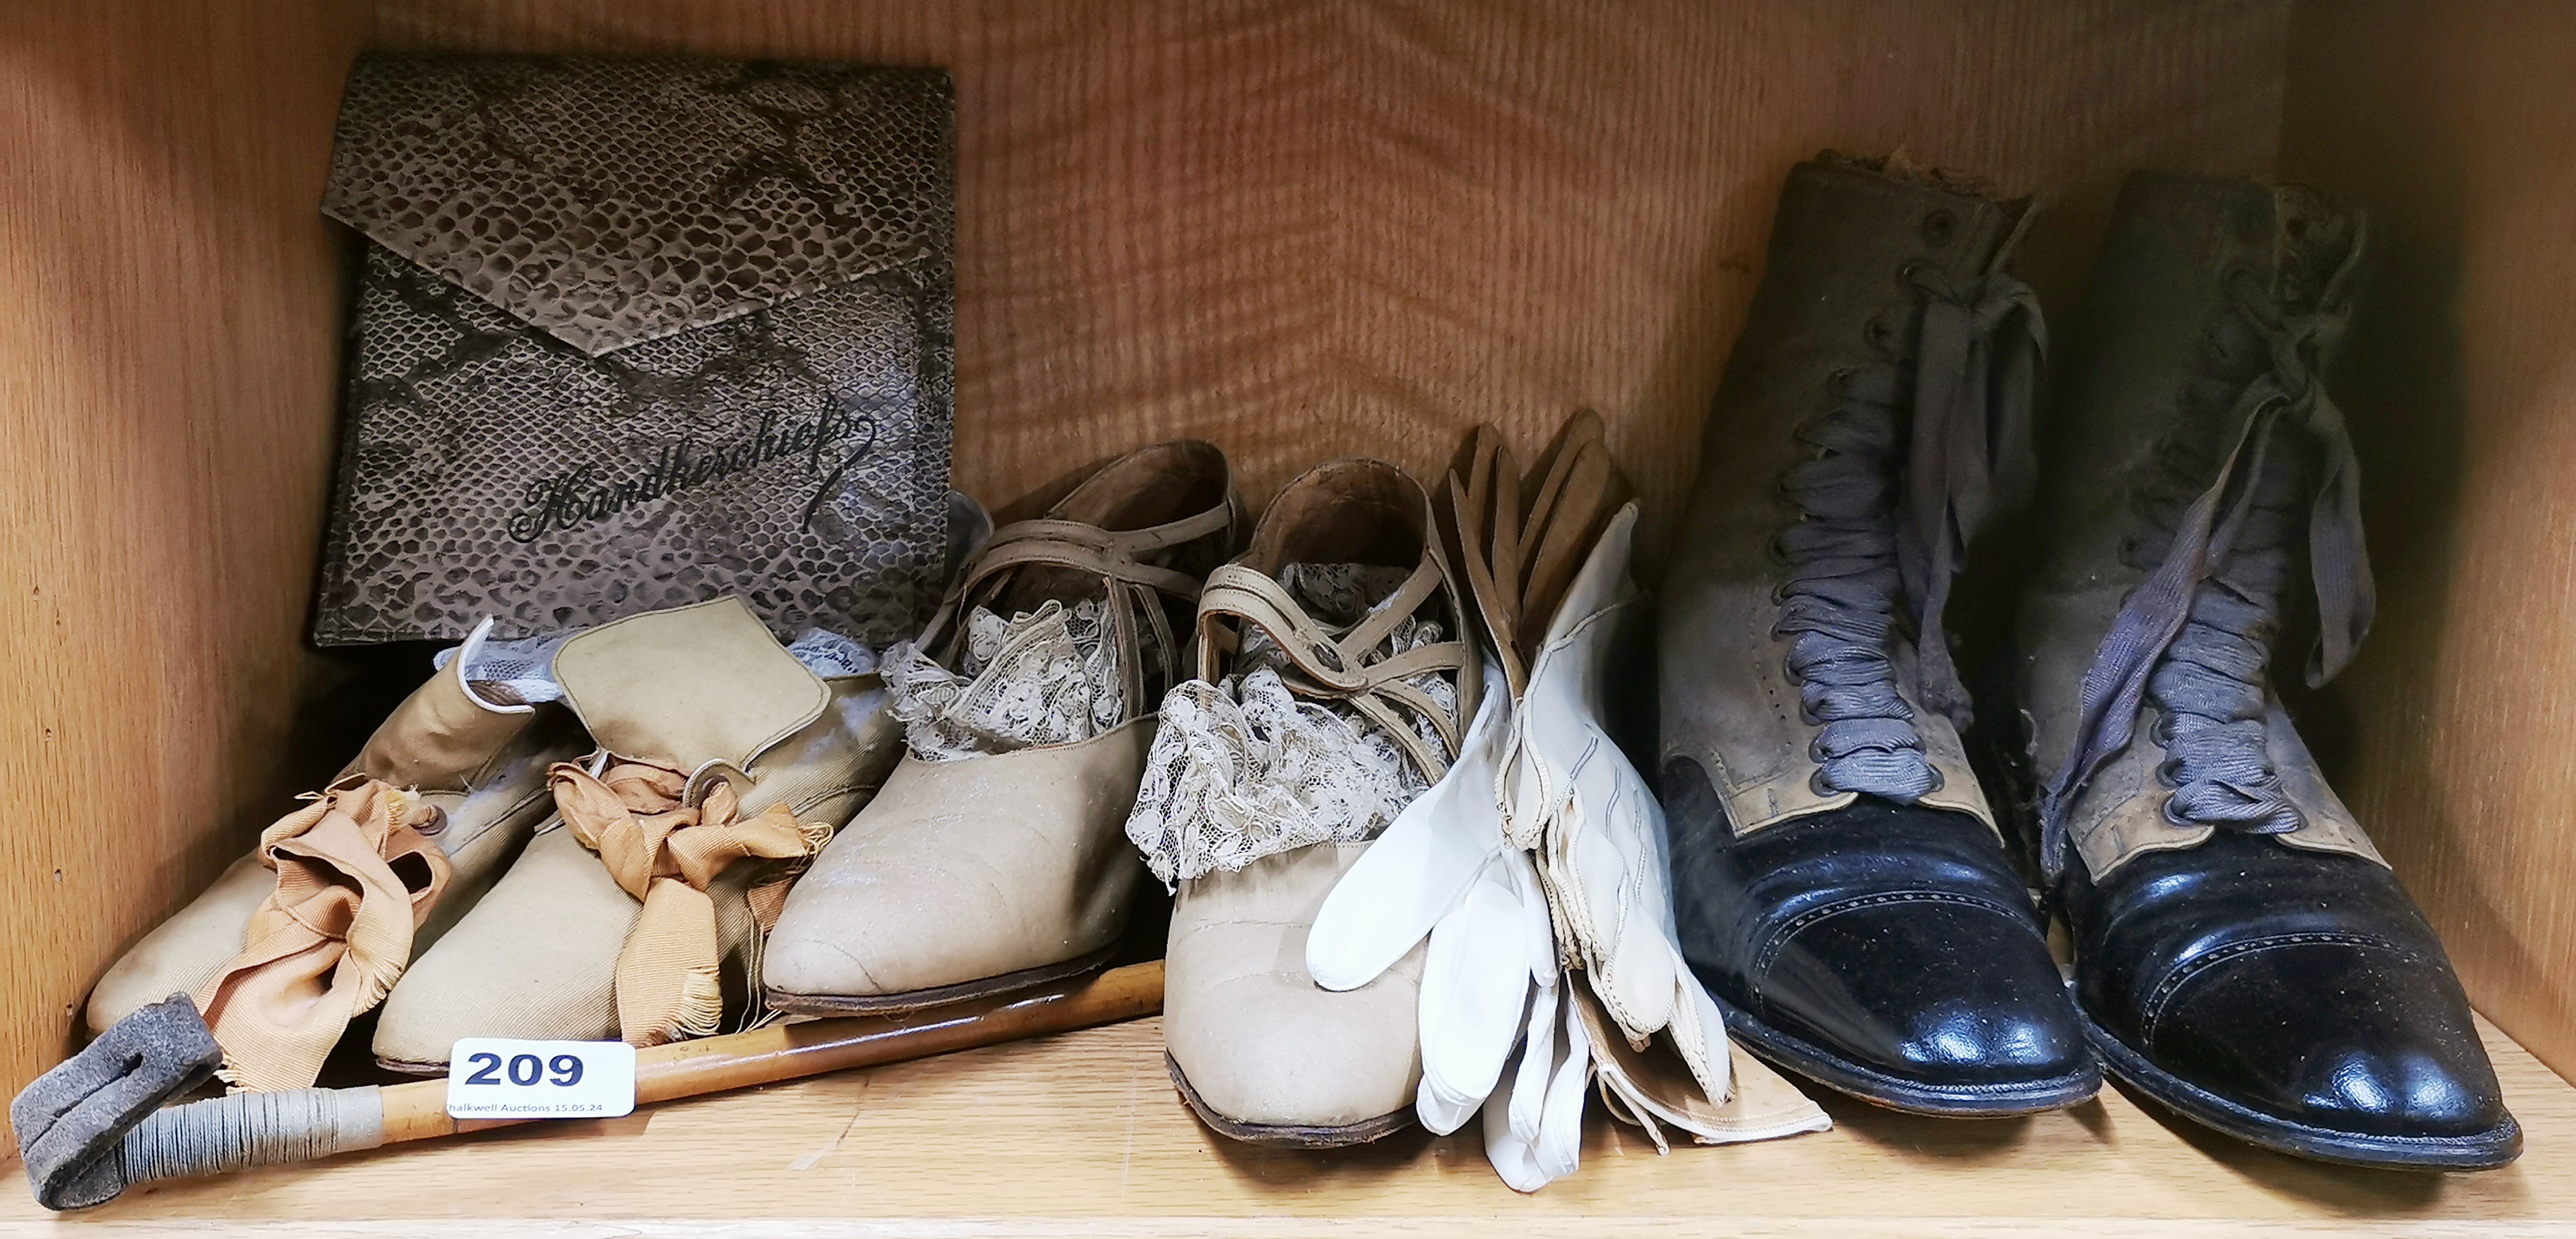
[{"left": 445, "top": 1038, "right": 636, "bottom": 1120}]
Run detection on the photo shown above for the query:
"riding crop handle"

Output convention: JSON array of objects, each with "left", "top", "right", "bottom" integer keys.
[{"left": 117, "top": 961, "right": 1166, "bottom": 1187}]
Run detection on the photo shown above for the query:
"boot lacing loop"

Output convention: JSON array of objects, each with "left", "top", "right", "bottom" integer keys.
[
  {"left": 1774, "top": 272, "right": 2044, "bottom": 801},
  {"left": 2040, "top": 227, "right": 2375, "bottom": 878}
]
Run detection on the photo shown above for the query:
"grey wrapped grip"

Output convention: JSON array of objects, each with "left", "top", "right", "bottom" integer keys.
[{"left": 119, "top": 1087, "right": 389, "bottom": 1186}]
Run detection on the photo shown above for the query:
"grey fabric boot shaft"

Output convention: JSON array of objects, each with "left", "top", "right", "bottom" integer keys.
[
  {"left": 1659, "top": 154, "right": 2032, "bottom": 834},
  {"left": 2017, "top": 172, "right": 2380, "bottom": 878}
]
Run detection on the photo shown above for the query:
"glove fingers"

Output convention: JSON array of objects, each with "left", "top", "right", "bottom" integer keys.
[
  {"left": 1479, "top": 1039, "right": 1558, "bottom": 1194},
  {"left": 1417, "top": 866, "right": 1537, "bottom": 1127},
  {"left": 1306, "top": 778, "right": 1483, "bottom": 990},
  {"left": 1535, "top": 992, "right": 1592, "bottom": 1180},
  {"left": 1508, "top": 977, "right": 1558, "bottom": 1142},
  {"left": 1308, "top": 674, "right": 1513, "bottom": 990}
]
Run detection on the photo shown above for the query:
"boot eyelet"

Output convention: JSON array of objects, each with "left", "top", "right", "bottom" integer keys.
[
  {"left": 1925, "top": 765, "right": 1946, "bottom": 794},
  {"left": 1825, "top": 366, "right": 1856, "bottom": 397},
  {"left": 1767, "top": 532, "right": 1794, "bottom": 566},
  {"left": 1920, "top": 209, "right": 1957, "bottom": 244},
  {"left": 1770, "top": 579, "right": 1791, "bottom": 604},
  {"left": 1810, "top": 769, "right": 1838, "bottom": 798},
  {"left": 1783, "top": 655, "right": 1805, "bottom": 685},
  {"left": 1864, "top": 315, "right": 1900, "bottom": 352},
  {"left": 2161, "top": 796, "right": 2199, "bottom": 827},
  {"left": 2155, "top": 757, "right": 2184, "bottom": 789},
  {"left": 1808, "top": 736, "right": 1830, "bottom": 763}
]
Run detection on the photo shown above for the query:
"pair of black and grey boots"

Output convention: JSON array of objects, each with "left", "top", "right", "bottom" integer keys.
[{"left": 1656, "top": 153, "right": 2518, "bottom": 1170}]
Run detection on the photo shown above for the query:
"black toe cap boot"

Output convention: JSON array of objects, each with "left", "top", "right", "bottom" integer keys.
[
  {"left": 1656, "top": 153, "right": 2094, "bottom": 1115},
  {"left": 1667, "top": 760, "right": 2094, "bottom": 1113},
  {"left": 2017, "top": 171, "right": 2517, "bottom": 1168}
]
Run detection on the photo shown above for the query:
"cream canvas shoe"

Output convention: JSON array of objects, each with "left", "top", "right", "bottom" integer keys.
[
  {"left": 1133, "top": 458, "right": 1480, "bottom": 1146},
  {"left": 85, "top": 621, "right": 589, "bottom": 1089},
  {"left": 763, "top": 441, "right": 1244, "bottom": 1013},
  {"left": 371, "top": 597, "right": 902, "bottom": 1070}
]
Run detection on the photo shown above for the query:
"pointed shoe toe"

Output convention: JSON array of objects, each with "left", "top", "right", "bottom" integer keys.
[
  {"left": 371, "top": 828, "right": 630, "bottom": 1071},
  {"left": 2090, "top": 935, "right": 2520, "bottom": 1168},
  {"left": 1162, "top": 844, "right": 1426, "bottom": 1145},
  {"left": 1737, "top": 895, "right": 2096, "bottom": 1115},
  {"left": 762, "top": 722, "right": 1157, "bottom": 1014}
]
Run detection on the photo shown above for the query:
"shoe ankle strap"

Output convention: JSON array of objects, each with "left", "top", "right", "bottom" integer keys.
[
  {"left": 1195, "top": 550, "right": 1474, "bottom": 784},
  {"left": 927, "top": 491, "right": 1245, "bottom": 717}
]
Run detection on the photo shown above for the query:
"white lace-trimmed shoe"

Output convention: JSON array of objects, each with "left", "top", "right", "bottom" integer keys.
[
  {"left": 1137, "top": 458, "right": 1481, "bottom": 1147},
  {"left": 762, "top": 441, "right": 1244, "bottom": 1014}
]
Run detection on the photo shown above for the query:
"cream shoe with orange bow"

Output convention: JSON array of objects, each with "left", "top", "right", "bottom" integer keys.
[
  {"left": 371, "top": 597, "right": 902, "bottom": 1070},
  {"left": 84, "top": 621, "right": 590, "bottom": 1090}
]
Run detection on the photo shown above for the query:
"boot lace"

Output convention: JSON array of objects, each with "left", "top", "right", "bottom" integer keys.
[
  {"left": 2041, "top": 234, "right": 2375, "bottom": 877},
  {"left": 1777, "top": 269, "right": 2043, "bottom": 801}
]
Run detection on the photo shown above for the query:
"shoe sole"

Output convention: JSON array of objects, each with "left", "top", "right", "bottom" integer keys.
[
  {"left": 1164, "top": 1053, "right": 1414, "bottom": 1148},
  {"left": 369, "top": 948, "right": 1126, "bottom": 1075},
  {"left": 2080, "top": 1007, "right": 2523, "bottom": 1170},
  {"left": 1709, "top": 990, "right": 2102, "bottom": 1117},
  {"left": 764, "top": 944, "right": 1121, "bottom": 1017}
]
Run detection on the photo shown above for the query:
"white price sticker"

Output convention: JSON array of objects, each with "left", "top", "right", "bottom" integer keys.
[{"left": 445, "top": 1039, "right": 636, "bottom": 1120}]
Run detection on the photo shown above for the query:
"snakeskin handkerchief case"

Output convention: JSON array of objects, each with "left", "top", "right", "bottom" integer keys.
[{"left": 312, "top": 54, "right": 954, "bottom": 647}]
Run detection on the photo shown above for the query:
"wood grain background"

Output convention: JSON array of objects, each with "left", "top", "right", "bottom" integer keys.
[
  {"left": 0, "top": 0, "right": 366, "bottom": 1101},
  {"left": 2284, "top": 0, "right": 2576, "bottom": 1085},
  {"left": 376, "top": 0, "right": 2291, "bottom": 565}
]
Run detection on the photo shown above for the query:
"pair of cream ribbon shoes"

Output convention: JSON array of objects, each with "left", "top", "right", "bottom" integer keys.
[{"left": 88, "top": 600, "right": 906, "bottom": 1087}]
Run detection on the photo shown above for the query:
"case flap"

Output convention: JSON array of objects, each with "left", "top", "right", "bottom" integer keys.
[{"left": 323, "top": 54, "right": 953, "bottom": 357}]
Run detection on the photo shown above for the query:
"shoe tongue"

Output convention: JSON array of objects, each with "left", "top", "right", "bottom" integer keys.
[{"left": 553, "top": 597, "right": 829, "bottom": 772}]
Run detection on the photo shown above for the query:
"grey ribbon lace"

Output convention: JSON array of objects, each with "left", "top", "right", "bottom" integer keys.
[
  {"left": 2039, "top": 244, "right": 2375, "bottom": 878},
  {"left": 1777, "top": 273, "right": 2042, "bottom": 801}
]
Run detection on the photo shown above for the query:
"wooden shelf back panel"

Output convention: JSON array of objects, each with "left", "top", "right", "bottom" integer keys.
[
  {"left": 378, "top": 0, "right": 2293, "bottom": 565},
  {"left": 2282, "top": 0, "right": 2576, "bottom": 1083},
  {"left": 0, "top": 1, "right": 366, "bottom": 1099}
]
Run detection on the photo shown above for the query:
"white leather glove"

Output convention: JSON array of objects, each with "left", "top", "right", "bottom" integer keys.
[
  {"left": 1312, "top": 504, "right": 1830, "bottom": 1191},
  {"left": 1308, "top": 666, "right": 1539, "bottom": 1135},
  {"left": 1482, "top": 980, "right": 1589, "bottom": 1192},
  {"left": 1505, "top": 504, "right": 1830, "bottom": 1147}
]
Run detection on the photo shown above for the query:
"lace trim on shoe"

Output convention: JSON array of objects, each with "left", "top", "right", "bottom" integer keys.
[
  {"left": 882, "top": 598, "right": 1126, "bottom": 760},
  {"left": 1773, "top": 270, "right": 2041, "bottom": 802},
  {"left": 2039, "top": 208, "right": 2374, "bottom": 877},
  {"left": 1126, "top": 564, "right": 1457, "bottom": 889}
]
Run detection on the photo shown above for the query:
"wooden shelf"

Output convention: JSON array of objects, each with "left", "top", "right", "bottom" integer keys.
[{"left": 4, "top": 1014, "right": 2567, "bottom": 1235}]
